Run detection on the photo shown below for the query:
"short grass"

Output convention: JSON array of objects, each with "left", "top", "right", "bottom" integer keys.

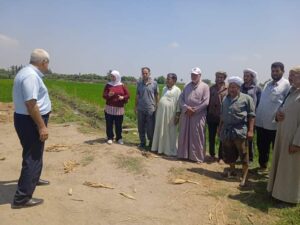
[
  {"left": 0, "top": 79, "right": 13, "bottom": 102},
  {"left": 114, "top": 155, "right": 147, "bottom": 175}
]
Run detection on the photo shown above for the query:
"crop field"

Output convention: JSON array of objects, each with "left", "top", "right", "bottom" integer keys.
[{"left": 0, "top": 79, "right": 170, "bottom": 122}]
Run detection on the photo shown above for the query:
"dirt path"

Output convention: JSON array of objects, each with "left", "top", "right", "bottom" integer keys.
[{"left": 0, "top": 103, "right": 275, "bottom": 225}]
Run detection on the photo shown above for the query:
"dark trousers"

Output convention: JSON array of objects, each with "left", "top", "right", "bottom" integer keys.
[
  {"left": 137, "top": 110, "right": 155, "bottom": 146},
  {"left": 13, "top": 113, "right": 49, "bottom": 204},
  {"left": 256, "top": 126, "right": 276, "bottom": 168},
  {"left": 105, "top": 112, "right": 123, "bottom": 141},
  {"left": 207, "top": 122, "right": 223, "bottom": 159}
]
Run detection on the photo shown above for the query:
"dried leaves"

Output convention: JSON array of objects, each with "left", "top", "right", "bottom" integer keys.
[
  {"left": 83, "top": 181, "right": 115, "bottom": 189},
  {"left": 64, "top": 160, "right": 80, "bottom": 173}
]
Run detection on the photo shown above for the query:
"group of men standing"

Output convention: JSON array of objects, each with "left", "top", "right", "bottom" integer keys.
[
  {"left": 11, "top": 48, "right": 300, "bottom": 209},
  {"left": 135, "top": 62, "right": 299, "bottom": 204}
]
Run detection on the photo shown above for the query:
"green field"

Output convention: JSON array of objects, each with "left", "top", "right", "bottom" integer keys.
[
  {"left": 0, "top": 79, "right": 167, "bottom": 121},
  {"left": 0, "top": 79, "right": 13, "bottom": 102}
]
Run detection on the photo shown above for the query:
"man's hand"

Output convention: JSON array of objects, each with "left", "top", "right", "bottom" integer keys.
[
  {"left": 186, "top": 106, "right": 195, "bottom": 117},
  {"left": 39, "top": 127, "right": 49, "bottom": 142},
  {"left": 276, "top": 111, "right": 285, "bottom": 122},
  {"left": 289, "top": 145, "right": 300, "bottom": 154},
  {"left": 118, "top": 95, "right": 124, "bottom": 100},
  {"left": 25, "top": 99, "right": 49, "bottom": 142},
  {"left": 247, "top": 130, "right": 254, "bottom": 140}
]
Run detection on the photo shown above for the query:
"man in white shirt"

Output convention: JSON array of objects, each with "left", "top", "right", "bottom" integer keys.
[
  {"left": 12, "top": 49, "right": 51, "bottom": 208},
  {"left": 255, "top": 62, "right": 290, "bottom": 170}
]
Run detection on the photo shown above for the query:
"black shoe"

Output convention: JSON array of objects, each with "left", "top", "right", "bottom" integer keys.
[
  {"left": 138, "top": 143, "right": 145, "bottom": 149},
  {"left": 11, "top": 198, "right": 44, "bottom": 209},
  {"left": 37, "top": 179, "right": 50, "bottom": 186}
]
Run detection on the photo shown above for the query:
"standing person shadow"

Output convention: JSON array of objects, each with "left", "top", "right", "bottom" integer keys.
[{"left": 0, "top": 180, "right": 18, "bottom": 205}]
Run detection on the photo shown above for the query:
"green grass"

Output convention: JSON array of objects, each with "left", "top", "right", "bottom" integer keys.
[
  {"left": 114, "top": 155, "right": 147, "bottom": 174},
  {"left": 0, "top": 79, "right": 13, "bottom": 102}
]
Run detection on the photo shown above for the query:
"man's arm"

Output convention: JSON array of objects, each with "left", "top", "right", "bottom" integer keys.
[
  {"left": 247, "top": 117, "right": 255, "bottom": 140},
  {"left": 25, "top": 99, "right": 48, "bottom": 142}
]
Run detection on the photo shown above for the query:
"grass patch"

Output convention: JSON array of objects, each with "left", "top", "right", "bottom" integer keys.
[
  {"left": 0, "top": 79, "right": 13, "bottom": 102},
  {"left": 81, "top": 155, "right": 95, "bottom": 167},
  {"left": 208, "top": 188, "right": 230, "bottom": 199},
  {"left": 168, "top": 167, "right": 186, "bottom": 178},
  {"left": 114, "top": 155, "right": 147, "bottom": 175}
]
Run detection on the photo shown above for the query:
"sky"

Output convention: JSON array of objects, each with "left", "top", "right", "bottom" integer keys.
[{"left": 0, "top": 0, "right": 300, "bottom": 83}]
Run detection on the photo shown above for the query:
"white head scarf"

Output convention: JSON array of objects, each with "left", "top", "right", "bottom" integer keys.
[
  {"left": 108, "top": 70, "right": 123, "bottom": 86},
  {"left": 243, "top": 68, "right": 258, "bottom": 84},
  {"left": 228, "top": 76, "right": 243, "bottom": 87}
]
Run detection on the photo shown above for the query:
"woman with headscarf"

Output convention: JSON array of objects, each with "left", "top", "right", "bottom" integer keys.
[
  {"left": 151, "top": 73, "right": 181, "bottom": 156},
  {"left": 103, "top": 70, "right": 130, "bottom": 145},
  {"left": 267, "top": 66, "right": 300, "bottom": 204}
]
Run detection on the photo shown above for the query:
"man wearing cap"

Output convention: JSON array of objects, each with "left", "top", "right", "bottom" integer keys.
[
  {"left": 219, "top": 76, "right": 255, "bottom": 187},
  {"left": 255, "top": 62, "right": 290, "bottom": 170},
  {"left": 207, "top": 71, "right": 228, "bottom": 162},
  {"left": 135, "top": 67, "right": 159, "bottom": 149},
  {"left": 12, "top": 49, "right": 51, "bottom": 208},
  {"left": 241, "top": 68, "right": 262, "bottom": 162},
  {"left": 177, "top": 67, "right": 210, "bottom": 163}
]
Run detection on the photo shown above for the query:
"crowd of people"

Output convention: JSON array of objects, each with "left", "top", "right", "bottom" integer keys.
[{"left": 11, "top": 48, "right": 300, "bottom": 209}]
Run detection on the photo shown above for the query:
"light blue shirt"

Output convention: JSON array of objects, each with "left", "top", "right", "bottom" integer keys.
[
  {"left": 13, "top": 64, "right": 51, "bottom": 115},
  {"left": 255, "top": 77, "right": 290, "bottom": 130}
]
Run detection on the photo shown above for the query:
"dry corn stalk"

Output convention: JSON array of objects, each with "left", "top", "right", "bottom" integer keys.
[
  {"left": 171, "top": 178, "right": 199, "bottom": 185},
  {"left": 64, "top": 160, "right": 80, "bottom": 173},
  {"left": 119, "top": 192, "right": 136, "bottom": 200},
  {"left": 46, "top": 144, "right": 71, "bottom": 152},
  {"left": 83, "top": 181, "right": 115, "bottom": 189}
]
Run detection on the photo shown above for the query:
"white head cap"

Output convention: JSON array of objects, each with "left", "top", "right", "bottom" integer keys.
[
  {"left": 191, "top": 67, "right": 201, "bottom": 75},
  {"left": 243, "top": 68, "right": 258, "bottom": 84},
  {"left": 228, "top": 76, "right": 243, "bottom": 87}
]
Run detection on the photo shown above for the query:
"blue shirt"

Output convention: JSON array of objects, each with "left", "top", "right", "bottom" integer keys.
[
  {"left": 255, "top": 77, "right": 290, "bottom": 130},
  {"left": 13, "top": 64, "right": 51, "bottom": 115},
  {"left": 136, "top": 78, "right": 159, "bottom": 112}
]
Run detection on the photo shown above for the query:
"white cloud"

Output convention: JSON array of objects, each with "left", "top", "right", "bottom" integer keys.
[
  {"left": 168, "top": 41, "right": 180, "bottom": 48},
  {"left": 0, "top": 33, "right": 19, "bottom": 47}
]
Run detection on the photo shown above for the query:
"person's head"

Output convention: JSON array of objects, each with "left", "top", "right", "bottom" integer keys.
[
  {"left": 243, "top": 68, "right": 257, "bottom": 85},
  {"left": 289, "top": 66, "right": 300, "bottom": 88},
  {"left": 215, "top": 71, "right": 227, "bottom": 85},
  {"left": 110, "top": 70, "right": 121, "bottom": 83},
  {"left": 30, "top": 48, "right": 50, "bottom": 73},
  {"left": 166, "top": 73, "right": 177, "bottom": 88},
  {"left": 191, "top": 67, "right": 201, "bottom": 84},
  {"left": 141, "top": 67, "right": 151, "bottom": 81},
  {"left": 227, "top": 76, "right": 243, "bottom": 97},
  {"left": 271, "top": 62, "right": 284, "bottom": 82}
]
